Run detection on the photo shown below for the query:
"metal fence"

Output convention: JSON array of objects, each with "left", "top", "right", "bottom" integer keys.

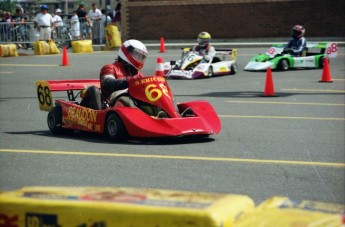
[{"left": 0, "top": 19, "right": 107, "bottom": 49}]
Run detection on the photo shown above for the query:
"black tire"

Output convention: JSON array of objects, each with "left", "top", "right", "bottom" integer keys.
[
  {"left": 207, "top": 66, "right": 213, "bottom": 77},
  {"left": 105, "top": 112, "right": 128, "bottom": 142},
  {"left": 230, "top": 63, "right": 238, "bottom": 75},
  {"left": 318, "top": 57, "right": 324, "bottom": 68},
  {"left": 278, "top": 59, "right": 289, "bottom": 71},
  {"left": 47, "top": 106, "right": 64, "bottom": 134}
]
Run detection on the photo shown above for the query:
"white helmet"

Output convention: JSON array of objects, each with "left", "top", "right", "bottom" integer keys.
[
  {"left": 55, "top": 8, "right": 62, "bottom": 13},
  {"left": 118, "top": 39, "right": 148, "bottom": 70}
]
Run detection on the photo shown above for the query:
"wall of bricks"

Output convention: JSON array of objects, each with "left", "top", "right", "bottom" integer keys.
[{"left": 121, "top": 0, "right": 345, "bottom": 41}]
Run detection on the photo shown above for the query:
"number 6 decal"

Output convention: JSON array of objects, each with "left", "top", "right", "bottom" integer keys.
[{"left": 36, "top": 80, "right": 53, "bottom": 111}]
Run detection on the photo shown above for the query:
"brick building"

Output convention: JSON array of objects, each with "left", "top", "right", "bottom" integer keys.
[{"left": 120, "top": 0, "right": 345, "bottom": 41}]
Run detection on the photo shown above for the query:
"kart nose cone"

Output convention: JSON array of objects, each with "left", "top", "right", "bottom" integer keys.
[{"left": 244, "top": 61, "right": 273, "bottom": 71}]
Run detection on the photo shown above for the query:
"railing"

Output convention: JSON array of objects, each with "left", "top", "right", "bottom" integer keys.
[{"left": 0, "top": 19, "right": 109, "bottom": 48}]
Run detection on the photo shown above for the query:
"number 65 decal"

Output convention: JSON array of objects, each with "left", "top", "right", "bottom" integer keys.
[{"left": 36, "top": 80, "right": 53, "bottom": 111}]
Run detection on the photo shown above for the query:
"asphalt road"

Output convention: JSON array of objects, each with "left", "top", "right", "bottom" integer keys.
[{"left": 0, "top": 46, "right": 344, "bottom": 205}]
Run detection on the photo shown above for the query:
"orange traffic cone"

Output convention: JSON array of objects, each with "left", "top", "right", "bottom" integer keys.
[
  {"left": 154, "top": 57, "right": 165, "bottom": 77},
  {"left": 319, "top": 58, "right": 333, "bottom": 83},
  {"left": 60, "top": 47, "right": 69, "bottom": 66},
  {"left": 262, "top": 67, "right": 278, "bottom": 97},
  {"left": 159, "top": 37, "right": 166, "bottom": 53}
]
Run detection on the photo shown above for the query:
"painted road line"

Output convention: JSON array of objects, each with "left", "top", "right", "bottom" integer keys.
[
  {"left": 0, "top": 64, "right": 58, "bottom": 67},
  {"left": 219, "top": 115, "right": 345, "bottom": 121},
  {"left": 0, "top": 149, "right": 344, "bottom": 168},
  {"left": 226, "top": 100, "right": 345, "bottom": 106},
  {"left": 281, "top": 88, "right": 345, "bottom": 93},
  {"left": 0, "top": 72, "right": 13, "bottom": 74}
]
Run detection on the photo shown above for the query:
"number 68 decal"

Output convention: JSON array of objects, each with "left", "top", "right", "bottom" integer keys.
[
  {"left": 36, "top": 80, "right": 53, "bottom": 111},
  {"left": 145, "top": 83, "right": 170, "bottom": 102}
]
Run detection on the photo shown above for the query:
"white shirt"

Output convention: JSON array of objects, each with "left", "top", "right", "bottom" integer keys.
[
  {"left": 53, "top": 15, "right": 63, "bottom": 27},
  {"left": 87, "top": 9, "right": 102, "bottom": 26},
  {"left": 34, "top": 13, "right": 54, "bottom": 27}
]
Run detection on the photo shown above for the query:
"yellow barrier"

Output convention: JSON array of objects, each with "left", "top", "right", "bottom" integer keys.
[
  {"left": 33, "top": 40, "right": 60, "bottom": 55},
  {"left": 234, "top": 196, "right": 345, "bottom": 226},
  {"left": 0, "top": 187, "right": 255, "bottom": 227},
  {"left": 105, "top": 25, "right": 122, "bottom": 49},
  {"left": 72, "top": 40, "right": 93, "bottom": 53},
  {"left": 0, "top": 44, "right": 18, "bottom": 57}
]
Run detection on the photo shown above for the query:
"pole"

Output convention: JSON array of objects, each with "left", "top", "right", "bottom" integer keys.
[{"left": 64, "top": 0, "right": 68, "bottom": 14}]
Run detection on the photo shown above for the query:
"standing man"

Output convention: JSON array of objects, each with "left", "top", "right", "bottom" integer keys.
[
  {"left": 87, "top": 3, "right": 102, "bottom": 44},
  {"left": 34, "top": 4, "right": 54, "bottom": 42},
  {"left": 77, "top": 4, "right": 89, "bottom": 39}
]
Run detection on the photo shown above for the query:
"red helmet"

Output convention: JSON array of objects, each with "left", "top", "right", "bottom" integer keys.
[
  {"left": 118, "top": 40, "right": 148, "bottom": 70},
  {"left": 291, "top": 25, "right": 305, "bottom": 39}
]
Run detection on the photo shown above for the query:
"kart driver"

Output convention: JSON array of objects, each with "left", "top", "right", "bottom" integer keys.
[
  {"left": 81, "top": 39, "right": 193, "bottom": 118},
  {"left": 192, "top": 32, "right": 216, "bottom": 63},
  {"left": 283, "top": 25, "right": 307, "bottom": 56},
  {"left": 99, "top": 39, "right": 147, "bottom": 107},
  {"left": 80, "top": 39, "right": 146, "bottom": 111}
]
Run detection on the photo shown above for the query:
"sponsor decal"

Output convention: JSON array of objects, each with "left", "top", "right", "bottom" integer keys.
[
  {"left": 65, "top": 106, "right": 98, "bottom": 129},
  {"left": 22, "top": 192, "right": 78, "bottom": 200},
  {"left": 76, "top": 221, "right": 106, "bottom": 227},
  {"left": 279, "top": 199, "right": 343, "bottom": 214},
  {"left": 80, "top": 191, "right": 211, "bottom": 209},
  {"left": 134, "top": 77, "right": 166, "bottom": 86},
  {"left": 26, "top": 213, "right": 59, "bottom": 227},
  {"left": 0, "top": 214, "right": 18, "bottom": 227}
]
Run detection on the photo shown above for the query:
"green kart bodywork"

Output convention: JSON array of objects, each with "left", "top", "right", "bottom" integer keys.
[{"left": 244, "top": 42, "right": 338, "bottom": 71}]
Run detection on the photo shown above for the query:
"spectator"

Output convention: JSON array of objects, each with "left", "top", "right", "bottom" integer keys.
[
  {"left": 34, "top": 4, "right": 54, "bottom": 42},
  {"left": 11, "top": 9, "right": 25, "bottom": 43},
  {"left": 70, "top": 10, "right": 80, "bottom": 39},
  {"left": 100, "top": 9, "right": 111, "bottom": 44},
  {"left": 53, "top": 8, "right": 63, "bottom": 40},
  {"left": 87, "top": 3, "right": 102, "bottom": 44},
  {"left": 112, "top": 1, "right": 121, "bottom": 35},
  {"left": 76, "top": 4, "right": 90, "bottom": 39}
]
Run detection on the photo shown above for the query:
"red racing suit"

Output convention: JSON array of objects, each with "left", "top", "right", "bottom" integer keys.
[{"left": 99, "top": 61, "right": 144, "bottom": 102}]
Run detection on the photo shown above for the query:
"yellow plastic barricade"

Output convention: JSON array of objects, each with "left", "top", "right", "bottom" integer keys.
[
  {"left": 234, "top": 196, "right": 345, "bottom": 226},
  {"left": 105, "top": 25, "right": 122, "bottom": 49},
  {"left": 33, "top": 40, "right": 60, "bottom": 55},
  {"left": 72, "top": 40, "right": 93, "bottom": 53},
  {"left": 0, "top": 44, "right": 18, "bottom": 57},
  {"left": 0, "top": 186, "right": 254, "bottom": 227}
]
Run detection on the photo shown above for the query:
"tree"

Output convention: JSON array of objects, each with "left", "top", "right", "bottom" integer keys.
[{"left": 0, "top": 0, "right": 18, "bottom": 14}]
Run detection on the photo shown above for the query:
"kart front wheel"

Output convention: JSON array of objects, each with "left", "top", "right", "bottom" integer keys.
[
  {"left": 207, "top": 67, "right": 213, "bottom": 77},
  {"left": 47, "top": 106, "right": 64, "bottom": 135},
  {"left": 318, "top": 57, "right": 324, "bottom": 68},
  {"left": 105, "top": 112, "right": 127, "bottom": 142},
  {"left": 278, "top": 59, "right": 289, "bottom": 71},
  {"left": 230, "top": 63, "right": 238, "bottom": 75}
]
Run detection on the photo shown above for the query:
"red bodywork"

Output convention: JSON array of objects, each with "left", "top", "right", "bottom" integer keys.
[{"left": 45, "top": 76, "right": 221, "bottom": 138}]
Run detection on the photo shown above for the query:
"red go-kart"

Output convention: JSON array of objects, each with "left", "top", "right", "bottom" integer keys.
[{"left": 36, "top": 75, "right": 221, "bottom": 141}]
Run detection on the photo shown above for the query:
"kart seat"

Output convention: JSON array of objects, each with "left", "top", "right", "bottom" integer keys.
[
  {"left": 301, "top": 48, "right": 308, "bottom": 57},
  {"left": 80, "top": 85, "right": 102, "bottom": 110},
  {"left": 212, "top": 57, "right": 221, "bottom": 63}
]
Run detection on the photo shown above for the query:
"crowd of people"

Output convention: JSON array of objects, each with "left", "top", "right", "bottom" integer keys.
[{"left": 0, "top": 1, "right": 122, "bottom": 45}]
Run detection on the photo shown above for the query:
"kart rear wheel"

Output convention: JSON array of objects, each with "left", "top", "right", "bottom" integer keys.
[
  {"left": 278, "top": 59, "right": 289, "bottom": 71},
  {"left": 105, "top": 112, "right": 127, "bottom": 142},
  {"left": 47, "top": 106, "right": 64, "bottom": 135},
  {"left": 230, "top": 63, "right": 238, "bottom": 75},
  {"left": 207, "top": 67, "right": 213, "bottom": 77}
]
